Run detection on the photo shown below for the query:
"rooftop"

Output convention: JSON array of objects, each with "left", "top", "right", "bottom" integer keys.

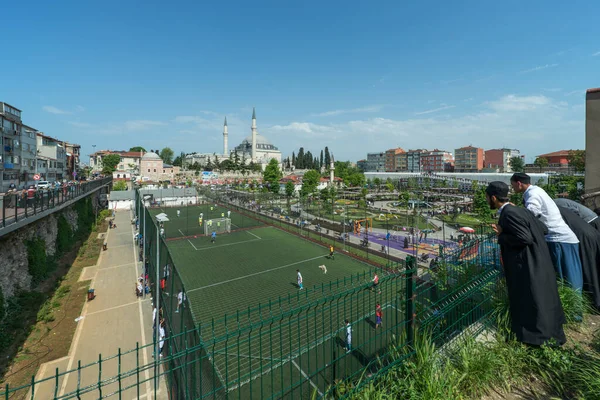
[
  {"left": 587, "top": 88, "right": 600, "bottom": 94},
  {"left": 537, "top": 149, "right": 580, "bottom": 158}
]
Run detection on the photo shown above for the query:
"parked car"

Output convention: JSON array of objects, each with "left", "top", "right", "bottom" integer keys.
[{"left": 36, "top": 181, "right": 51, "bottom": 189}]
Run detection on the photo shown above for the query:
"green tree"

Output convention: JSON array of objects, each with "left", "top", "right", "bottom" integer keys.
[
  {"left": 263, "top": 158, "right": 283, "bottom": 194},
  {"left": 347, "top": 173, "right": 365, "bottom": 187},
  {"left": 172, "top": 151, "right": 185, "bottom": 167},
  {"left": 319, "top": 150, "right": 324, "bottom": 169},
  {"left": 373, "top": 177, "right": 381, "bottom": 192},
  {"left": 129, "top": 146, "right": 146, "bottom": 152},
  {"left": 533, "top": 157, "right": 549, "bottom": 172},
  {"left": 508, "top": 156, "right": 525, "bottom": 173},
  {"left": 113, "top": 180, "right": 128, "bottom": 191},
  {"left": 285, "top": 180, "right": 295, "bottom": 210},
  {"left": 101, "top": 153, "right": 121, "bottom": 174},
  {"left": 324, "top": 147, "right": 331, "bottom": 168},
  {"left": 233, "top": 150, "right": 241, "bottom": 171},
  {"left": 473, "top": 186, "right": 492, "bottom": 222},
  {"left": 386, "top": 182, "right": 395, "bottom": 192},
  {"left": 159, "top": 147, "right": 174, "bottom": 164},
  {"left": 567, "top": 150, "right": 586, "bottom": 172},
  {"left": 301, "top": 169, "right": 320, "bottom": 197}
]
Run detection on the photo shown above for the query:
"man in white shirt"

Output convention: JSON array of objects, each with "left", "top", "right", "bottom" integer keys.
[
  {"left": 296, "top": 269, "right": 303, "bottom": 290},
  {"left": 344, "top": 320, "right": 352, "bottom": 352},
  {"left": 511, "top": 173, "right": 583, "bottom": 292}
]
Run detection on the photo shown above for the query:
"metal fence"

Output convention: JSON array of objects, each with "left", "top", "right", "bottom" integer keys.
[
  {"left": 1, "top": 187, "right": 502, "bottom": 399},
  {"left": 0, "top": 177, "right": 112, "bottom": 230}
]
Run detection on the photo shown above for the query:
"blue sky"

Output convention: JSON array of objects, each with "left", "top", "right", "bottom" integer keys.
[{"left": 2, "top": 0, "right": 599, "bottom": 163}]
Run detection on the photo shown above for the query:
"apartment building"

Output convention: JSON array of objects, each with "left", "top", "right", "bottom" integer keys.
[
  {"left": 36, "top": 133, "right": 68, "bottom": 181},
  {"left": 406, "top": 149, "right": 426, "bottom": 172},
  {"left": 385, "top": 148, "right": 405, "bottom": 172},
  {"left": 64, "top": 142, "right": 81, "bottom": 179},
  {"left": 90, "top": 150, "right": 143, "bottom": 175},
  {"left": 484, "top": 148, "right": 521, "bottom": 172},
  {"left": 421, "top": 149, "right": 454, "bottom": 172},
  {"left": 365, "top": 152, "right": 386, "bottom": 172},
  {"left": 395, "top": 152, "right": 408, "bottom": 171},
  {"left": 0, "top": 102, "right": 38, "bottom": 191},
  {"left": 454, "top": 146, "right": 484, "bottom": 172}
]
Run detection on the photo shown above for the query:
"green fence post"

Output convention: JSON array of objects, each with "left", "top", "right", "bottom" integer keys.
[
  {"left": 98, "top": 353, "right": 103, "bottom": 398},
  {"left": 136, "top": 342, "right": 140, "bottom": 400},
  {"left": 54, "top": 368, "right": 59, "bottom": 398},
  {"left": 5, "top": 384, "right": 8, "bottom": 400},
  {"left": 77, "top": 360, "right": 82, "bottom": 397},
  {"left": 118, "top": 348, "right": 122, "bottom": 400},
  {"left": 405, "top": 256, "right": 416, "bottom": 347}
]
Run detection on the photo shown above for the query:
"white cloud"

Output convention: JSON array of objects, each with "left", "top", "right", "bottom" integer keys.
[
  {"left": 565, "top": 89, "right": 585, "bottom": 97},
  {"left": 123, "top": 120, "right": 166, "bottom": 131},
  {"left": 542, "top": 88, "right": 562, "bottom": 92},
  {"left": 519, "top": 63, "right": 558, "bottom": 74},
  {"left": 75, "top": 105, "right": 85, "bottom": 112},
  {"left": 311, "top": 105, "right": 383, "bottom": 117},
  {"left": 414, "top": 105, "right": 455, "bottom": 115},
  {"left": 487, "top": 94, "right": 550, "bottom": 111},
  {"left": 43, "top": 105, "right": 71, "bottom": 115},
  {"left": 592, "top": 51, "right": 600, "bottom": 56},
  {"left": 68, "top": 121, "right": 92, "bottom": 128}
]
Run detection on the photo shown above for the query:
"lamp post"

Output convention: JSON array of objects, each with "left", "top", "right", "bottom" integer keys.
[{"left": 154, "top": 212, "right": 169, "bottom": 395}]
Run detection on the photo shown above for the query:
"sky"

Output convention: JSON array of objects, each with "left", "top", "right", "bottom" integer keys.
[{"left": 1, "top": 0, "right": 599, "bottom": 163}]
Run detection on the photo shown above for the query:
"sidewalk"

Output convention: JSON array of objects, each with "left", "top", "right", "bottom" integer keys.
[{"left": 30, "top": 209, "right": 168, "bottom": 399}]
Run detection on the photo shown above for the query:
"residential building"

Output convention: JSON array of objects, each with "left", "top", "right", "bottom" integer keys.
[
  {"left": 420, "top": 149, "right": 453, "bottom": 172},
  {"left": 36, "top": 133, "right": 67, "bottom": 181},
  {"left": 406, "top": 149, "right": 426, "bottom": 172},
  {"left": 357, "top": 159, "right": 367, "bottom": 172},
  {"left": 454, "top": 146, "right": 484, "bottom": 172},
  {"left": 64, "top": 142, "right": 81, "bottom": 179},
  {"left": 535, "top": 150, "right": 575, "bottom": 167},
  {"left": 385, "top": 148, "right": 405, "bottom": 172},
  {"left": 90, "top": 150, "right": 143, "bottom": 175},
  {"left": 395, "top": 152, "right": 408, "bottom": 171},
  {"left": 484, "top": 148, "right": 521, "bottom": 172},
  {"left": 0, "top": 102, "right": 38, "bottom": 190},
  {"left": 365, "top": 152, "right": 386, "bottom": 172},
  {"left": 139, "top": 152, "right": 181, "bottom": 182},
  {"left": 586, "top": 88, "right": 600, "bottom": 193}
]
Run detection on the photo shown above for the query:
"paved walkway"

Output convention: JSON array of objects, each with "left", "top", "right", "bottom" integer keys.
[{"left": 30, "top": 209, "right": 168, "bottom": 399}]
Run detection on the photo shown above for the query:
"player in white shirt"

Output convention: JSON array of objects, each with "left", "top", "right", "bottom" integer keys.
[
  {"left": 177, "top": 210, "right": 180, "bottom": 217},
  {"left": 344, "top": 320, "right": 352, "bottom": 352},
  {"left": 296, "top": 269, "right": 303, "bottom": 290},
  {"left": 176, "top": 290, "right": 185, "bottom": 313}
]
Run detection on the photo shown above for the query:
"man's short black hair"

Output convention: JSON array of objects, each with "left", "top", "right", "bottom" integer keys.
[
  {"left": 486, "top": 181, "right": 509, "bottom": 200},
  {"left": 510, "top": 172, "right": 531, "bottom": 184}
]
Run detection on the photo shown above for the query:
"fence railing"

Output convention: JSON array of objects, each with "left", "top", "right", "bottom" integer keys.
[
  {"left": 0, "top": 177, "right": 112, "bottom": 230},
  {"left": 1, "top": 187, "right": 502, "bottom": 399}
]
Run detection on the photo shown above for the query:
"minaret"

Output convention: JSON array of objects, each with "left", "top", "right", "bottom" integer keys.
[
  {"left": 251, "top": 107, "right": 257, "bottom": 162},
  {"left": 223, "top": 117, "right": 228, "bottom": 156},
  {"left": 330, "top": 153, "right": 335, "bottom": 186}
]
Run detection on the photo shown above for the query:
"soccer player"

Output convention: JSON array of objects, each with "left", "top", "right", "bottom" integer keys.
[
  {"left": 227, "top": 210, "right": 231, "bottom": 218},
  {"left": 344, "top": 320, "right": 352, "bottom": 352},
  {"left": 375, "top": 303, "right": 383, "bottom": 329},
  {"left": 329, "top": 245, "right": 335, "bottom": 260},
  {"left": 177, "top": 210, "right": 180, "bottom": 217},
  {"left": 198, "top": 217, "right": 203, "bottom": 226},
  {"left": 297, "top": 269, "right": 303, "bottom": 290},
  {"left": 175, "top": 290, "right": 184, "bottom": 313},
  {"left": 211, "top": 231, "right": 217, "bottom": 243},
  {"left": 371, "top": 273, "right": 381, "bottom": 294},
  {"left": 221, "top": 212, "right": 225, "bottom": 218}
]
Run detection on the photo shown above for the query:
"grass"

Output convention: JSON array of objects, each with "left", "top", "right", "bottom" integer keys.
[
  {"left": 437, "top": 213, "right": 485, "bottom": 227},
  {"left": 346, "top": 283, "right": 600, "bottom": 400}
]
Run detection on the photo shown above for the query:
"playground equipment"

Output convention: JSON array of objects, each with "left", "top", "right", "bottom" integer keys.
[{"left": 353, "top": 217, "right": 373, "bottom": 234}]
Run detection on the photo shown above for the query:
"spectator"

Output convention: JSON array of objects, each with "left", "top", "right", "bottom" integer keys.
[
  {"left": 486, "top": 181, "right": 566, "bottom": 346},
  {"left": 511, "top": 173, "right": 583, "bottom": 293},
  {"left": 554, "top": 198, "right": 600, "bottom": 232}
]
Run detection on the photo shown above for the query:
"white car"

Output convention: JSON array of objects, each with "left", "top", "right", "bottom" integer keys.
[{"left": 36, "top": 181, "right": 51, "bottom": 189}]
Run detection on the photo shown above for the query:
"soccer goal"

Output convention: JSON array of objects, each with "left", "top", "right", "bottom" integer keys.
[{"left": 204, "top": 218, "right": 232, "bottom": 235}]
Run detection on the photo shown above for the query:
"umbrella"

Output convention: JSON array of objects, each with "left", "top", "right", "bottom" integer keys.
[{"left": 459, "top": 227, "right": 475, "bottom": 234}]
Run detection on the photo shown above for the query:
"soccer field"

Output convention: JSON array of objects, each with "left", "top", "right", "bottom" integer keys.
[{"left": 151, "top": 204, "right": 405, "bottom": 398}]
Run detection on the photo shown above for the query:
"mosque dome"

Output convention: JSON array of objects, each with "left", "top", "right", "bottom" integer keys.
[
  {"left": 239, "top": 134, "right": 279, "bottom": 150},
  {"left": 142, "top": 152, "right": 162, "bottom": 160}
]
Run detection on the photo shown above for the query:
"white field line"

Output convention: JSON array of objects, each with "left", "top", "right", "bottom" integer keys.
[
  {"left": 292, "top": 360, "right": 324, "bottom": 398},
  {"left": 178, "top": 228, "right": 185, "bottom": 236},
  {"left": 246, "top": 230, "right": 262, "bottom": 240},
  {"left": 193, "top": 238, "right": 267, "bottom": 250},
  {"left": 187, "top": 255, "right": 326, "bottom": 293},
  {"left": 187, "top": 239, "right": 198, "bottom": 250}
]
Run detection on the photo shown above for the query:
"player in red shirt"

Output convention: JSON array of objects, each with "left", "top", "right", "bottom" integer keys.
[{"left": 375, "top": 303, "right": 383, "bottom": 329}]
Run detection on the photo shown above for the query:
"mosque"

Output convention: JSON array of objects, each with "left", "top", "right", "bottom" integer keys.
[{"left": 184, "top": 108, "right": 282, "bottom": 170}]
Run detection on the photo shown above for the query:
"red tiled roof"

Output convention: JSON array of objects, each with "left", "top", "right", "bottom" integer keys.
[
  {"left": 536, "top": 150, "right": 579, "bottom": 158},
  {"left": 587, "top": 88, "right": 600, "bottom": 94}
]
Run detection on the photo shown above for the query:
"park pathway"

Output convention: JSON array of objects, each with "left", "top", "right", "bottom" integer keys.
[{"left": 29, "top": 209, "right": 168, "bottom": 400}]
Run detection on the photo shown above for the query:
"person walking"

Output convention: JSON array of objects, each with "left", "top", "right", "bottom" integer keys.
[
  {"left": 375, "top": 303, "right": 383, "bottom": 329},
  {"left": 344, "top": 320, "right": 352, "bottom": 352},
  {"left": 486, "top": 181, "right": 566, "bottom": 346},
  {"left": 211, "top": 230, "right": 217, "bottom": 243},
  {"left": 329, "top": 245, "right": 335, "bottom": 260}
]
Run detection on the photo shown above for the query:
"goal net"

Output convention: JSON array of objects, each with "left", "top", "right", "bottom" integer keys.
[{"left": 204, "top": 218, "right": 232, "bottom": 235}]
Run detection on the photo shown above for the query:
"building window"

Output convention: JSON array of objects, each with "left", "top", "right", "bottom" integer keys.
[
  {"left": 148, "top": 169, "right": 150, "bottom": 172},
  {"left": 153, "top": 169, "right": 156, "bottom": 172}
]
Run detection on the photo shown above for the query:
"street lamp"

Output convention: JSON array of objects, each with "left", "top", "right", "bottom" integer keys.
[{"left": 154, "top": 212, "right": 169, "bottom": 393}]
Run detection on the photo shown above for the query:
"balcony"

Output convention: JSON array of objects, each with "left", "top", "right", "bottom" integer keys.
[{"left": 3, "top": 163, "right": 14, "bottom": 169}]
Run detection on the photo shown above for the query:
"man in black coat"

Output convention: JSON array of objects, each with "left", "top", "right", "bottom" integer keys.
[
  {"left": 486, "top": 181, "right": 566, "bottom": 346},
  {"left": 555, "top": 204, "right": 600, "bottom": 310},
  {"left": 554, "top": 198, "right": 600, "bottom": 232}
]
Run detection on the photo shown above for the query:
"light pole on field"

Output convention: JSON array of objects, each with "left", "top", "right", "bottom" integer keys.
[{"left": 154, "top": 212, "right": 169, "bottom": 396}]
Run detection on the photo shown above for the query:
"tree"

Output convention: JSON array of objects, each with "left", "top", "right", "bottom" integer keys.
[
  {"left": 508, "top": 156, "right": 525, "bottom": 173},
  {"left": 533, "top": 157, "right": 549, "bottom": 172},
  {"left": 324, "top": 147, "right": 331, "bottom": 168},
  {"left": 285, "top": 180, "right": 295, "bottom": 210},
  {"left": 113, "top": 180, "right": 128, "bottom": 191},
  {"left": 159, "top": 147, "right": 174, "bottom": 164},
  {"left": 567, "top": 150, "right": 586, "bottom": 173},
  {"left": 320, "top": 150, "right": 324, "bottom": 170},
  {"left": 233, "top": 150, "right": 241, "bottom": 171},
  {"left": 172, "top": 151, "right": 185, "bottom": 167},
  {"left": 101, "top": 153, "right": 121, "bottom": 174},
  {"left": 263, "top": 158, "right": 283, "bottom": 194},
  {"left": 473, "top": 186, "right": 492, "bottom": 222},
  {"left": 129, "top": 146, "right": 146, "bottom": 152},
  {"left": 291, "top": 151, "right": 296, "bottom": 168},
  {"left": 301, "top": 169, "right": 320, "bottom": 197},
  {"left": 386, "top": 182, "right": 394, "bottom": 192},
  {"left": 373, "top": 178, "right": 381, "bottom": 192},
  {"left": 296, "top": 148, "right": 305, "bottom": 169}
]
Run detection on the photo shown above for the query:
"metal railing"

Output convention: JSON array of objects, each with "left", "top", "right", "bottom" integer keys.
[{"left": 0, "top": 177, "right": 112, "bottom": 230}]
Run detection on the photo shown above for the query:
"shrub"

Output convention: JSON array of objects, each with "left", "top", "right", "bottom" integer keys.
[
  {"left": 26, "top": 237, "right": 47, "bottom": 286},
  {"left": 56, "top": 215, "right": 73, "bottom": 255}
]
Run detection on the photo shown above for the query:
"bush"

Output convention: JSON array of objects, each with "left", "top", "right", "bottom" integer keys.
[
  {"left": 56, "top": 215, "right": 73, "bottom": 255},
  {"left": 0, "top": 285, "right": 4, "bottom": 321},
  {"left": 26, "top": 237, "right": 47, "bottom": 286}
]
